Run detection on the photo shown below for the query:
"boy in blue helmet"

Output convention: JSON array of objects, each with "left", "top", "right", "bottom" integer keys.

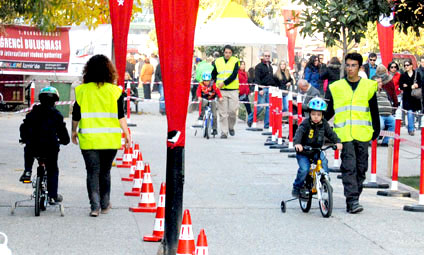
[
  {"left": 291, "top": 97, "right": 342, "bottom": 198},
  {"left": 19, "top": 86, "right": 70, "bottom": 204},
  {"left": 196, "top": 72, "right": 223, "bottom": 135}
]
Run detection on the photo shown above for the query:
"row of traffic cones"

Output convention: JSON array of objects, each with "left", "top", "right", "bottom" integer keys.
[{"left": 115, "top": 129, "right": 209, "bottom": 253}]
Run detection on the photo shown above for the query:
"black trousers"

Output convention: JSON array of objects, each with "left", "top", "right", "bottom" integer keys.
[
  {"left": 239, "top": 94, "right": 252, "bottom": 116},
  {"left": 143, "top": 83, "right": 151, "bottom": 99},
  {"left": 340, "top": 140, "right": 369, "bottom": 206}
]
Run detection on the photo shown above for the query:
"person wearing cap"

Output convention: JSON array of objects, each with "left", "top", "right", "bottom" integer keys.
[
  {"left": 19, "top": 86, "right": 70, "bottom": 204},
  {"left": 72, "top": 54, "right": 131, "bottom": 217},
  {"left": 291, "top": 97, "right": 342, "bottom": 198},
  {"left": 325, "top": 52, "right": 380, "bottom": 214}
]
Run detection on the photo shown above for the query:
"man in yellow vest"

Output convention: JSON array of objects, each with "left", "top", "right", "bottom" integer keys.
[
  {"left": 325, "top": 52, "right": 380, "bottom": 214},
  {"left": 212, "top": 45, "right": 240, "bottom": 139}
]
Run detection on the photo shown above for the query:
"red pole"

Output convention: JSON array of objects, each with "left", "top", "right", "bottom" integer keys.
[
  {"left": 391, "top": 108, "right": 402, "bottom": 191},
  {"left": 268, "top": 87, "right": 273, "bottom": 132},
  {"left": 288, "top": 91, "right": 293, "bottom": 149},
  {"left": 252, "top": 85, "right": 258, "bottom": 128},
  {"left": 126, "top": 81, "right": 131, "bottom": 120},
  {"left": 297, "top": 93, "right": 303, "bottom": 125},
  {"left": 271, "top": 88, "right": 277, "bottom": 141},
  {"left": 370, "top": 139, "right": 378, "bottom": 182},
  {"left": 30, "top": 82, "right": 35, "bottom": 107},
  {"left": 420, "top": 121, "right": 424, "bottom": 205},
  {"left": 277, "top": 90, "right": 283, "bottom": 144}
]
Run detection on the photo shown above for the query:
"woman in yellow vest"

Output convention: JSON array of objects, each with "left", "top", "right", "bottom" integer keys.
[
  {"left": 325, "top": 53, "right": 380, "bottom": 214},
  {"left": 71, "top": 54, "right": 131, "bottom": 217}
]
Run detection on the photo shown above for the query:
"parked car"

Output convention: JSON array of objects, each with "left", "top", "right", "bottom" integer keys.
[{"left": 376, "top": 53, "right": 418, "bottom": 72}]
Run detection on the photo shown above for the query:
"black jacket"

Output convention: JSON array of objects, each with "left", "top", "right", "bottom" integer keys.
[
  {"left": 255, "top": 61, "right": 275, "bottom": 91},
  {"left": 294, "top": 118, "right": 340, "bottom": 157},
  {"left": 20, "top": 104, "right": 70, "bottom": 156},
  {"left": 273, "top": 70, "right": 293, "bottom": 91},
  {"left": 320, "top": 63, "right": 341, "bottom": 85}
]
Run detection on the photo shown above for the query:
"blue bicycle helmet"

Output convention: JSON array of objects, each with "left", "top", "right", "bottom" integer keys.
[
  {"left": 202, "top": 72, "right": 212, "bottom": 81},
  {"left": 39, "top": 86, "right": 60, "bottom": 102},
  {"left": 307, "top": 97, "right": 327, "bottom": 112}
]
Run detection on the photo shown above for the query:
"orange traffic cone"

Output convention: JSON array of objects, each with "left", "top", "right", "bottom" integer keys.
[
  {"left": 194, "top": 229, "right": 208, "bottom": 255},
  {"left": 122, "top": 150, "right": 141, "bottom": 182},
  {"left": 117, "top": 147, "right": 132, "bottom": 168},
  {"left": 143, "top": 182, "right": 166, "bottom": 242},
  {"left": 133, "top": 143, "right": 139, "bottom": 159},
  {"left": 129, "top": 163, "right": 156, "bottom": 213},
  {"left": 176, "top": 209, "right": 195, "bottom": 255},
  {"left": 124, "top": 162, "right": 144, "bottom": 196}
]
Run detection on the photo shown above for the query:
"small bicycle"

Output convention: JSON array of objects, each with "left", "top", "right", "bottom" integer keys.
[
  {"left": 11, "top": 157, "right": 64, "bottom": 217},
  {"left": 194, "top": 99, "right": 216, "bottom": 139},
  {"left": 281, "top": 145, "right": 336, "bottom": 218}
]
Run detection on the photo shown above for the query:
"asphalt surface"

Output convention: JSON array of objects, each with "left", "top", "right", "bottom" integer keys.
[{"left": 1, "top": 102, "right": 424, "bottom": 255}]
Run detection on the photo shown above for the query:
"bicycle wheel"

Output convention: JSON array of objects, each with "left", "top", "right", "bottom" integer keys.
[
  {"left": 319, "top": 178, "right": 333, "bottom": 218},
  {"left": 207, "top": 114, "right": 213, "bottom": 139},
  {"left": 203, "top": 115, "right": 209, "bottom": 139},
  {"left": 35, "top": 176, "right": 41, "bottom": 216},
  {"left": 299, "top": 187, "right": 312, "bottom": 213}
]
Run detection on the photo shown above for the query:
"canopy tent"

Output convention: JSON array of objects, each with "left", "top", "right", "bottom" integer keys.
[{"left": 194, "top": 2, "right": 287, "bottom": 46}]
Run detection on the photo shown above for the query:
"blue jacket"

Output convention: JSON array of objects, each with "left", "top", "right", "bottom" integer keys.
[{"left": 304, "top": 66, "right": 320, "bottom": 89}]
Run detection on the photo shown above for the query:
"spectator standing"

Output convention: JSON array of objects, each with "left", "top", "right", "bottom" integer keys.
[
  {"left": 238, "top": 61, "right": 252, "bottom": 117},
  {"left": 139, "top": 58, "right": 154, "bottom": 99},
  {"left": 298, "top": 79, "right": 321, "bottom": 116},
  {"left": 388, "top": 61, "right": 401, "bottom": 97},
  {"left": 325, "top": 52, "right": 380, "bottom": 214},
  {"left": 372, "top": 65, "right": 398, "bottom": 107},
  {"left": 362, "top": 52, "right": 378, "bottom": 78},
  {"left": 274, "top": 60, "right": 293, "bottom": 112},
  {"left": 399, "top": 59, "right": 422, "bottom": 136},
  {"left": 247, "top": 67, "right": 256, "bottom": 92},
  {"left": 246, "top": 51, "right": 275, "bottom": 129},
  {"left": 125, "top": 54, "right": 136, "bottom": 80},
  {"left": 416, "top": 57, "right": 424, "bottom": 87},
  {"left": 134, "top": 54, "right": 144, "bottom": 81},
  {"left": 150, "top": 53, "right": 160, "bottom": 92},
  {"left": 374, "top": 75, "right": 396, "bottom": 146},
  {"left": 304, "top": 55, "right": 321, "bottom": 91},
  {"left": 154, "top": 62, "right": 165, "bottom": 115},
  {"left": 320, "top": 57, "right": 341, "bottom": 86},
  {"left": 71, "top": 54, "right": 130, "bottom": 217},
  {"left": 211, "top": 45, "right": 240, "bottom": 139}
]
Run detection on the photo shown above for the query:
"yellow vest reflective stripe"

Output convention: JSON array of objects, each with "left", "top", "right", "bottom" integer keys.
[
  {"left": 215, "top": 56, "right": 239, "bottom": 89},
  {"left": 329, "top": 78, "right": 377, "bottom": 142},
  {"left": 75, "top": 82, "right": 122, "bottom": 150}
]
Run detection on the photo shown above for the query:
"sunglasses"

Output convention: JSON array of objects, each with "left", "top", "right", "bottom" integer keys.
[
  {"left": 404, "top": 64, "right": 411, "bottom": 67},
  {"left": 369, "top": 59, "right": 376, "bottom": 61},
  {"left": 390, "top": 66, "right": 397, "bottom": 69},
  {"left": 264, "top": 55, "right": 270, "bottom": 57}
]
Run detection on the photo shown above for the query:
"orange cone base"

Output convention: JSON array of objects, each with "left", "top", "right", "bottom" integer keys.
[
  {"left": 117, "top": 164, "right": 131, "bottom": 168},
  {"left": 143, "top": 234, "right": 163, "bottom": 242},
  {"left": 129, "top": 206, "right": 157, "bottom": 213},
  {"left": 124, "top": 191, "right": 141, "bottom": 196},
  {"left": 121, "top": 176, "right": 134, "bottom": 182}
]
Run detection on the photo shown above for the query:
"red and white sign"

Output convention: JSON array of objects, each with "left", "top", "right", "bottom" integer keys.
[{"left": 0, "top": 25, "right": 70, "bottom": 73}]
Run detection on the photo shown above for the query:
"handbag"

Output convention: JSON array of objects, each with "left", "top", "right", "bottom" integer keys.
[{"left": 411, "top": 71, "right": 422, "bottom": 99}]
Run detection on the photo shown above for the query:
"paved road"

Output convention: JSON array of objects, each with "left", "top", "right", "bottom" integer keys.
[{"left": 0, "top": 110, "right": 423, "bottom": 255}]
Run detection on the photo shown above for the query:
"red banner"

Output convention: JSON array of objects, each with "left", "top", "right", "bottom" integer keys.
[
  {"left": 109, "top": 0, "right": 133, "bottom": 89},
  {"left": 153, "top": 0, "right": 199, "bottom": 148},
  {"left": 0, "top": 25, "right": 70, "bottom": 72},
  {"left": 377, "top": 12, "right": 395, "bottom": 67},
  {"left": 281, "top": 10, "right": 299, "bottom": 70}
]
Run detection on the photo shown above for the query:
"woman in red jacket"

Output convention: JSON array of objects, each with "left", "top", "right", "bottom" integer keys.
[
  {"left": 238, "top": 61, "right": 252, "bottom": 116},
  {"left": 388, "top": 61, "right": 401, "bottom": 97}
]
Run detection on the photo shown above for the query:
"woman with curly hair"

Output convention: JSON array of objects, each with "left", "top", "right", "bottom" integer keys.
[
  {"left": 304, "top": 55, "right": 321, "bottom": 91},
  {"left": 71, "top": 54, "right": 131, "bottom": 217}
]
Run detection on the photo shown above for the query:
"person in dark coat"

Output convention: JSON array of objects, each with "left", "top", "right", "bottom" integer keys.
[
  {"left": 399, "top": 59, "right": 422, "bottom": 135},
  {"left": 320, "top": 57, "right": 341, "bottom": 85},
  {"left": 363, "top": 52, "right": 378, "bottom": 78},
  {"left": 154, "top": 62, "right": 165, "bottom": 115},
  {"left": 304, "top": 55, "right": 321, "bottom": 92}
]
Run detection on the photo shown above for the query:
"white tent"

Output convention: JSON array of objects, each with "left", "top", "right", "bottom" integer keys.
[{"left": 194, "top": 2, "right": 287, "bottom": 46}]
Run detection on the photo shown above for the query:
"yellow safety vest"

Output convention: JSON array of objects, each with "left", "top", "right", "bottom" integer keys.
[
  {"left": 215, "top": 56, "right": 239, "bottom": 90},
  {"left": 329, "top": 78, "right": 377, "bottom": 142},
  {"left": 75, "top": 82, "right": 122, "bottom": 150}
]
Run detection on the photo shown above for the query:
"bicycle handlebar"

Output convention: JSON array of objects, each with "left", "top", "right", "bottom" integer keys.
[{"left": 302, "top": 144, "right": 337, "bottom": 152}]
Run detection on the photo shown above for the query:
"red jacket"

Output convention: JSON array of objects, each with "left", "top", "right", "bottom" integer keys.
[
  {"left": 238, "top": 70, "right": 250, "bottom": 95},
  {"left": 196, "top": 82, "right": 223, "bottom": 100},
  {"left": 391, "top": 72, "right": 401, "bottom": 95}
]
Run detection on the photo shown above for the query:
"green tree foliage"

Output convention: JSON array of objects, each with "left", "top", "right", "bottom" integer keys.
[
  {"left": 198, "top": 45, "right": 245, "bottom": 59},
  {"left": 0, "top": 0, "right": 142, "bottom": 32},
  {"left": 395, "top": 0, "right": 424, "bottom": 35}
]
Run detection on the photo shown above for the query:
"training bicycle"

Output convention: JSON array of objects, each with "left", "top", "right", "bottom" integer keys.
[
  {"left": 11, "top": 157, "right": 64, "bottom": 217},
  {"left": 281, "top": 144, "right": 336, "bottom": 218},
  {"left": 194, "top": 99, "right": 216, "bottom": 139}
]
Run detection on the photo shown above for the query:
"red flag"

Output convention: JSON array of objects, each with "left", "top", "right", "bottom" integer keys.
[
  {"left": 152, "top": 0, "right": 199, "bottom": 148},
  {"left": 377, "top": 12, "right": 395, "bottom": 67},
  {"left": 282, "top": 10, "right": 299, "bottom": 70},
  {"left": 109, "top": 0, "right": 133, "bottom": 89}
]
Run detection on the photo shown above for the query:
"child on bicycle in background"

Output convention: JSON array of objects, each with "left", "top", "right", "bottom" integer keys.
[
  {"left": 196, "top": 72, "right": 223, "bottom": 136},
  {"left": 291, "top": 97, "right": 342, "bottom": 198},
  {"left": 19, "top": 87, "right": 70, "bottom": 204}
]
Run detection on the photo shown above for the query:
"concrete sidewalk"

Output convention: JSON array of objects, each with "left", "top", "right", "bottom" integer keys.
[{"left": 0, "top": 111, "right": 424, "bottom": 255}]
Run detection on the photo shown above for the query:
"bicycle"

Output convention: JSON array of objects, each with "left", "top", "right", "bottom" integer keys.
[
  {"left": 281, "top": 144, "right": 336, "bottom": 218},
  {"left": 11, "top": 157, "right": 64, "bottom": 217},
  {"left": 194, "top": 99, "right": 216, "bottom": 139}
]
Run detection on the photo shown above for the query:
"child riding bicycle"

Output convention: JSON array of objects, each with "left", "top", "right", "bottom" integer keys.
[
  {"left": 291, "top": 97, "right": 342, "bottom": 198},
  {"left": 196, "top": 72, "right": 223, "bottom": 136},
  {"left": 19, "top": 87, "right": 70, "bottom": 204}
]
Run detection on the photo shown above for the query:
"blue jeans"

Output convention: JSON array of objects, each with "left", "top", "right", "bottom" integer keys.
[
  {"left": 248, "top": 87, "right": 269, "bottom": 128},
  {"left": 282, "top": 95, "right": 288, "bottom": 112},
  {"left": 380, "top": 115, "right": 395, "bottom": 144},
  {"left": 407, "top": 110, "right": 415, "bottom": 132},
  {"left": 158, "top": 83, "right": 165, "bottom": 113},
  {"left": 293, "top": 151, "right": 328, "bottom": 190}
]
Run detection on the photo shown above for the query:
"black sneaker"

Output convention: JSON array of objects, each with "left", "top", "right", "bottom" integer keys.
[
  {"left": 347, "top": 202, "right": 363, "bottom": 214},
  {"left": 229, "top": 129, "right": 235, "bottom": 136},
  {"left": 291, "top": 188, "right": 300, "bottom": 198},
  {"left": 220, "top": 134, "right": 227, "bottom": 139},
  {"left": 212, "top": 129, "right": 218, "bottom": 135},
  {"left": 247, "top": 121, "right": 252, "bottom": 128},
  {"left": 19, "top": 171, "right": 32, "bottom": 183},
  {"left": 49, "top": 194, "right": 63, "bottom": 205}
]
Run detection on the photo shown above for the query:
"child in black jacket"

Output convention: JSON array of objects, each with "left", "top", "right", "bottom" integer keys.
[
  {"left": 292, "top": 97, "right": 342, "bottom": 197},
  {"left": 19, "top": 87, "right": 70, "bottom": 203}
]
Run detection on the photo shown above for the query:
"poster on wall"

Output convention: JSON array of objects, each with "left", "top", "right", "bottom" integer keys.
[{"left": 0, "top": 25, "right": 112, "bottom": 76}]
